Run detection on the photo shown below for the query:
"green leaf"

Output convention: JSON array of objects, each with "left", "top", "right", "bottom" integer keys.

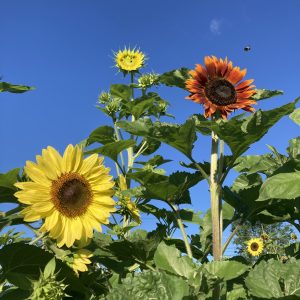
[
  {"left": 0, "top": 287, "right": 30, "bottom": 300},
  {"left": 0, "top": 82, "right": 34, "bottom": 93},
  {"left": 0, "top": 168, "right": 19, "bottom": 203},
  {"left": 117, "top": 118, "right": 153, "bottom": 136},
  {"left": 87, "top": 125, "right": 115, "bottom": 145},
  {"left": 204, "top": 260, "right": 249, "bottom": 281},
  {"left": 251, "top": 89, "right": 283, "bottom": 101},
  {"left": 159, "top": 67, "right": 190, "bottom": 89},
  {"left": 285, "top": 242, "right": 300, "bottom": 259},
  {"left": 226, "top": 285, "right": 247, "bottom": 300},
  {"left": 234, "top": 154, "right": 278, "bottom": 175},
  {"left": 245, "top": 258, "right": 300, "bottom": 298},
  {"left": 43, "top": 258, "right": 56, "bottom": 279},
  {"left": 289, "top": 107, "right": 300, "bottom": 126},
  {"left": 191, "top": 114, "right": 214, "bottom": 136},
  {"left": 287, "top": 137, "right": 300, "bottom": 159},
  {"left": 154, "top": 241, "right": 197, "bottom": 280},
  {"left": 258, "top": 172, "right": 300, "bottom": 201},
  {"left": 136, "top": 155, "right": 172, "bottom": 167},
  {"left": 212, "top": 100, "right": 298, "bottom": 160},
  {"left": 85, "top": 139, "right": 135, "bottom": 163},
  {"left": 110, "top": 84, "right": 131, "bottom": 101}
]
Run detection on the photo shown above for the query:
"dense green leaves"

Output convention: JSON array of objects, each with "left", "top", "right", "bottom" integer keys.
[
  {"left": 159, "top": 68, "right": 190, "bottom": 89},
  {"left": 0, "top": 82, "right": 34, "bottom": 93},
  {"left": 85, "top": 139, "right": 135, "bottom": 163},
  {"left": 251, "top": 89, "right": 283, "bottom": 101},
  {"left": 245, "top": 259, "right": 300, "bottom": 298},
  {"left": 258, "top": 172, "right": 300, "bottom": 201}
]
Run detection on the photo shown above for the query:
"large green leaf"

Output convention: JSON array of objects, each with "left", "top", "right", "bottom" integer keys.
[
  {"left": 204, "top": 260, "right": 249, "bottom": 281},
  {"left": 258, "top": 172, "right": 300, "bottom": 201},
  {"left": 251, "top": 89, "right": 283, "bottom": 101},
  {"left": 0, "top": 168, "right": 19, "bottom": 203},
  {"left": 0, "top": 82, "right": 34, "bottom": 93},
  {"left": 118, "top": 119, "right": 197, "bottom": 158},
  {"left": 87, "top": 125, "right": 115, "bottom": 145},
  {"left": 154, "top": 241, "right": 197, "bottom": 280},
  {"left": 125, "top": 96, "right": 157, "bottom": 119},
  {"left": 110, "top": 84, "right": 131, "bottom": 101},
  {"left": 159, "top": 68, "right": 190, "bottom": 89},
  {"left": 245, "top": 259, "right": 300, "bottom": 298},
  {"left": 212, "top": 100, "right": 298, "bottom": 160},
  {"left": 289, "top": 107, "right": 300, "bottom": 126},
  {"left": 85, "top": 139, "right": 135, "bottom": 163}
]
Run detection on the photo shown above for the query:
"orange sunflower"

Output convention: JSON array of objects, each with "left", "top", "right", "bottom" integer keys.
[{"left": 185, "top": 56, "right": 256, "bottom": 119}]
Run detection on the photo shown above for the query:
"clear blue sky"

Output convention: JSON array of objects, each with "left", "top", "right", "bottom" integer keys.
[{"left": 1, "top": 1, "right": 300, "bottom": 252}]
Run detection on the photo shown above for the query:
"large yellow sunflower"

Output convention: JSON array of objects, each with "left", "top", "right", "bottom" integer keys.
[
  {"left": 246, "top": 238, "right": 264, "bottom": 256},
  {"left": 186, "top": 56, "right": 256, "bottom": 119},
  {"left": 14, "top": 145, "right": 115, "bottom": 248},
  {"left": 114, "top": 47, "right": 145, "bottom": 73}
]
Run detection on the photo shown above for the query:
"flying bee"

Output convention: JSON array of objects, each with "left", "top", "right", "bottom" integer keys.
[{"left": 244, "top": 45, "right": 251, "bottom": 52}]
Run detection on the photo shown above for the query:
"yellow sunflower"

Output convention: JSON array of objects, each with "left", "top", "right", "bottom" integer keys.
[
  {"left": 119, "top": 175, "right": 141, "bottom": 224},
  {"left": 246, "top": 238, "right": 264, "bottom": 256},
  {"left": 185, "top": 56, "right": 256, "bottom": 119},
  {"left": 71, "top": 249, "right": 93, "bottom": 276},
  {"left": 14, "top": 145, "right": 115, "bottom": 248},
  {"left": 114, "top": 47, "right": 145, "bottom": 73}
]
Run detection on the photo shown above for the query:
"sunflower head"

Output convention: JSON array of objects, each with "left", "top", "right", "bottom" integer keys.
[
  {"left": 246, "top": 238, "right": 264, "bottom": 257},
  {"left": 185, "top": 56, "right": 256, "bottom": 119},
  {"left": 114, "top": 47, "right": 145, "bottom": 74},
  {"left": 71, "top": 249, "right": 93, "bottom": 276},
  {"left": 14, "top": 145, "right": 116, "bottom": 248}
]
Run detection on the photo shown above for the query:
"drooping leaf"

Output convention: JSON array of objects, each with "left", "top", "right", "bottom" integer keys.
[
  {"left": 251, "top": 89, "right": 283, "bottom": 101},
  {"left": 136, "top": 155, "right": 172, "bottom": 167},
  {"left": 110, "top": 84, "right": 131, "bottom": 101},
  {"left": 117, "top": 118, "right": 153, "bottom": 136},
  {"left": 159, "top": 67, "right": 190, "bottom": 89},
  {"left": 212, "top": 100, "right": 298, "bottom": 160},
  {"left": 0, "top": 82, "right": 35, "bottom": 93},
  {"left": 87, "top": 125, "right": 115, "bottom": 145},
  {"left": 204, "top": 260, "right": 249, "bottom": 281},
  {"left": 258, "top": 172, "right": 300, "bottom": 201},
  {"left": 85, "top": 139, "right": 135, "bottom": 163},
  {"left": 154, "top": 241, "right": 197, "bottom": 280},
  {"left": 245, "top": 259, "right": 300, "bottom": 298},
  {"left": 289, "top": 107, "right": 300, "bottom": 126}
]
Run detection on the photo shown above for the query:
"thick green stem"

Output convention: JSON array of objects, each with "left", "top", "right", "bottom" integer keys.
[
  {"left": 218, "top": 139, "right": 224, "bottom": 254},
  {"left": 127, "top": 72, "right": 135, "bottom": 173},
  {"left": 170, "top": 203, "right": 193, "bottom": 259},
  {"left": 210, "top": 130, "right": 222, "bottom": 261}
]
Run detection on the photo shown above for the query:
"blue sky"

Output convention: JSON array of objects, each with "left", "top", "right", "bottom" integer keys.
[{"left": 1, "top": 1, "right": 300, "bottom": 253}]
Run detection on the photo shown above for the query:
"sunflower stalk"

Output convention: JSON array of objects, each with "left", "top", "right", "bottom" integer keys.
[{"left": 169, "top": 203, "right": 193, "bottom": 259}]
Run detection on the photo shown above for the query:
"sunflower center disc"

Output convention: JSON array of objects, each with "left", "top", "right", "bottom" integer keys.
[
  {"left": 205, "top": 79, "right": 236, "bottom": 106},
  {"left": 250, "top": 242, "right": 259, "bottom": 251},
  {"left": 51, "top": 173, "right": 92, "bottom": 217}
]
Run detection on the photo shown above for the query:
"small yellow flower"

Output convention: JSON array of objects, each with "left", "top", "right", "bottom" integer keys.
[
  {"left": 246, "top": 238, "right": 264, "bottom": 257},
  {"left": 114, "top": 47, "right": 145, "bottom": 73},
  {"left": 71, "top": 249, "right": 93, "bottom": 276},
  {"left": 118, "top": 175, "right": 141, "bottom": 224}
]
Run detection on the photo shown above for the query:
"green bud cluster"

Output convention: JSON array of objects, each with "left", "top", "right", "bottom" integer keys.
[{"left": 137, "top": 73, "right": 160, "bottom": 89}]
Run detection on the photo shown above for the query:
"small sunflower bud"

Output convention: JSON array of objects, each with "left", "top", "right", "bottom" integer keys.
[
  {"left": 137, "top": 73, "right": 160, "bottom": 89},
  {"left": 98, "top": 92, "right": 111, "bottom": 104},
  {"left": 291, "top": 233, "right": 298, "bottom": 240},
  {"left": 260, "top": 233, "right": 269, "bottom": 241}
]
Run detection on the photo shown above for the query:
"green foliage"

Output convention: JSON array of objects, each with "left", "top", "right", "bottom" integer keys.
[
  {"left": 87, "top": 125, "right": 115, "bottom": 145},
  {"left": 245, "top": 258, "right": 300, "bottom": 298},
  {"left": 0, "top": 82, "right": 34, "bottom": 93},
  {"left": 289, "top": 107, "right": 300, "bottom": 125},
  {"left": 0, "top": 168, "right": 20, "bottom": 203}
]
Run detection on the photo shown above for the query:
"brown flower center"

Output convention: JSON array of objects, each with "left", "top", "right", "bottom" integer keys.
[
  {"left": 205, "top": 78, "right": 237, "bottom": 106},
  {"left": 51, "top": 173, "right": 92, "bottom": 218},
  {"left": 250, "top": 242, "right": 259, "bottom": 251}
]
